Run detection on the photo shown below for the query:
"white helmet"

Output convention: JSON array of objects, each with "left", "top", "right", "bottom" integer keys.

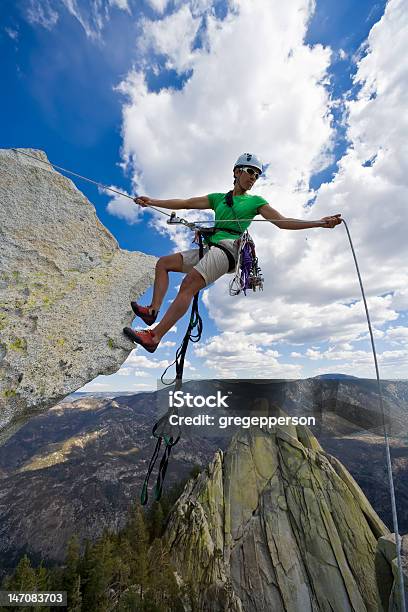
[{"left": 234, "top": 153, "right": 263, "bottom": 174}]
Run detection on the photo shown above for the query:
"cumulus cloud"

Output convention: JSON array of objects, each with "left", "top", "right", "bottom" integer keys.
[
  {"left": 145, "top": 0, "right": 171, "bottom": 14},
  {"left": 310, "top": 347, "right": 408, "bottom": 380},
  {"left": 194, "top": 331, "right": 302, "bottom": 378},
  {"left": 117, "top": 0, "right": 332, "bottom": 205},
  {"left": 105, "top": 187, "right": 144, "bottom": 224},
  {"left": 124, "top": 352, "right": 169, "bottom": 369},
  {"left": 114, "top": 0, "right": 407, "bottom": 377},
  {"left": 385, "top": 326, "right": 408, "bottom": 344},
  {"left": 139, "top": 5, "right": 201, "bottom": 72}
]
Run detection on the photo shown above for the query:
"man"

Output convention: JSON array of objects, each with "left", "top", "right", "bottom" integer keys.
[{"left": 123, "top": 153, "right": 342, "bottom": 353}]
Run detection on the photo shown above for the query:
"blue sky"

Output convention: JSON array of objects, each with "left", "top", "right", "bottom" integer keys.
[{"left": 2, "top": 0, "right": 407, "bottom": 391}]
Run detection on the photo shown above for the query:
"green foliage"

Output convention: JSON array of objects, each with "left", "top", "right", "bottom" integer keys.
[
  {"left": 1, "top": 555, "right": 52, "bottom": 612},
  {"left": 1, "top": 469, "right": 201, "bottom": 611},
  {"left": 8, "top": 555, "right": 37, "bottom": 591},
  {"left": 148, "top": 502, "right": 165, "bottom": 541},
  {"left": 63, "top": 535, "right": 82, "bottom": 611}
]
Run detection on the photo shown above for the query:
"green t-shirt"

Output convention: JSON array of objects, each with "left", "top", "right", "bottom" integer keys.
[{"left": 206, "top": 192, "right": 268, "bottom": 244}]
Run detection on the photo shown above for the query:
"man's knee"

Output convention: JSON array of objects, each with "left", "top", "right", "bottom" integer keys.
[
  {"left": 156, "top": 253, "right": 183, "bottom": 273},
  {"left": 180, "top": 270, "right": 206, "bottom": 295}
]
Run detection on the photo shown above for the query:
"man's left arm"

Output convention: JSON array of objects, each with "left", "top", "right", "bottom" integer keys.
[{"left": 258, "top": 204, "right": 342, "bottom": 229}]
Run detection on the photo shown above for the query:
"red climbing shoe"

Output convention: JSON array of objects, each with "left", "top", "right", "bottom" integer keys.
[
  {"left": 123, "top": 328, "right": 159, "bottom": 353},
  {"left": 131, "top": 302, "right": 158, "bottom": 325}
]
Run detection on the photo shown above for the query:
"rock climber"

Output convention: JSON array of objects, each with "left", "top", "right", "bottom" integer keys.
[{"left": 123, "top": 153, "right": 342, "bottom": 353}]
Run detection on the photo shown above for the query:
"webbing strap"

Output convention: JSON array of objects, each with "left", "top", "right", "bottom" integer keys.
[
  {"left": 140, "top": 436, "right": 162, "bottom": 506},
  {"left": 211, "top": 243, "right": 236, "bottom": 272}
]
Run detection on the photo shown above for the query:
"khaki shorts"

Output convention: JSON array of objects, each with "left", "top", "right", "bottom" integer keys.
[{"left": 181, "top": 239, "right": 239, "bottom": 286}]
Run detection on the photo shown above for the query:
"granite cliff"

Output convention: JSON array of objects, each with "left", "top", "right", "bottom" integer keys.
[
  {"left": 0, "top": 148, "right": 156, "bottom": 442},
  {"left": 164, "top": 403, "right": 407, "bottom": 611}
]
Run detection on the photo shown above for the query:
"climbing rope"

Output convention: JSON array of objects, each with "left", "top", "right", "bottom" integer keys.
[
  {"left": 140, "top": 233, "right": 205, "bottom": 506},
  {"left": 343, "top": 220, "right": 406, "bottom": 612},
  {"left": 12, "top": 150, "right": 406, "bottom": 605},
  {"left": 10, "top": 149, "right": 329, "bottom": 228},
  {"left": 11, "top": 148, "right": 172, "bottom": 219}
]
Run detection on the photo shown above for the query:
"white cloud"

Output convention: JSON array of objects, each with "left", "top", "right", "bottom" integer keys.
[
  {"left": 109, "top": 0, "right": 130, "bottom": 12},
  {"left": 310, "top": 347, "right": 408, "bottom": 380},
  {"left": 114, "top": 0, "right": 408, "bottom": 377},
  {"left": 139, "top": 6, "right": 201, "bottom": 72},
  {"left": 117, "top": 0, "right": 333, "bottom": 208},
  {"left": 385, "top": 326, "right": 408, "bottom": 344},
  {"left": 5, "top": 27, "right": 19, "bottom": 40},
  {"left": 81, "top": 381, "right": 111, "bottom": 389},
  {"left": 392, "top": 289, "right": 408, "bottom": 311},
  {"left": 60, "top": 0, "right": 105, "bottom": 39},
  {"left": 24, "top": 0, "right": 131, "bottom": 38},
  {"left": 145, "top": 0, "right": 171, "bottom": 14},
  {"left": 117, "top": 367, "right": 133, "bottom": 376},
  {"left": 105, "top": 188, "right": 143, "bottom": 224},
  {"left": 124, "top": 351, "right": 169, "bottom": 369},
  {"left": 130, "top": 382, "right": 152, "bottom": 389},
  {"left": 26, "top": 0, "right": 59, "bottom": 29},
  {"left": 194, "top": 331, "right": 301, "bottom": 378}
]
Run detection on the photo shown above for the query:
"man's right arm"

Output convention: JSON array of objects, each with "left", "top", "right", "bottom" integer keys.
[{"left": 135, "top": 195, "right": 211, "bottom": 210}]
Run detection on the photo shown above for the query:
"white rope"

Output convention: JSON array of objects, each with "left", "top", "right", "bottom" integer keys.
[
  {"left": 11, "top": 148, "right": 172, "bottom": 218},
  {"left": 343, "top": 219, "right": 406, "bottom": 612}
]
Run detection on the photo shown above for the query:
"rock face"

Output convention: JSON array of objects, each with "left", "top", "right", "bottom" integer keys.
[
  {"left": 376, "top": 534, "right": 408, "bottom": 611},
  {"left": 0, "top": 148, "right": 156, "bottom": 442},
  {"left": 164, "top": 408, "right": 390, "bottom": 611}
]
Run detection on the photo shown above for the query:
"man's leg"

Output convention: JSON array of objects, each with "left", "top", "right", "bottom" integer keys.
[
  {"left": 152, "top": 269, "right": 206, "bottom": 341},
  {"left": 148, "top": 253, "right": 184, "bottom": 313}
]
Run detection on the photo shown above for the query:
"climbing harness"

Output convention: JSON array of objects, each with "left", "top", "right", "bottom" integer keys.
[{"left": 11, "top": 149, "right": 406, "bottom": 609}]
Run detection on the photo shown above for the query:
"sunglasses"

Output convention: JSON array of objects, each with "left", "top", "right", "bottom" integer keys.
[{"left": 241, "top": 166, "right": 260, "bottom": 180}]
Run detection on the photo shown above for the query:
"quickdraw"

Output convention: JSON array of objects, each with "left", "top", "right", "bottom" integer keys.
[{"left": 229, "top": 231, "right": 264, "bottom": 296}]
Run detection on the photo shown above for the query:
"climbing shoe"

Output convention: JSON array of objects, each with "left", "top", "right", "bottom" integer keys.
[
  {"left": 123, "top": 328, "right": 159, "bottom": 353},
  {"left": 131, "top": 302, "right": 158, "bottom": 325}
]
